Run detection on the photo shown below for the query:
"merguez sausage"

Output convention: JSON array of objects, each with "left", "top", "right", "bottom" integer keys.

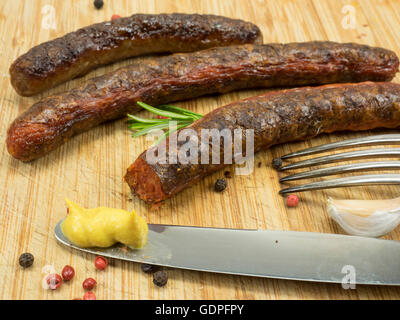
[
  {"left": 9, "top": 13, "right": 263, "bottom": 96},
  {"left": 7, "top": 42, "right": 399, "bottom": 161},
  {"left": 125, "top": 82, "right": 400, "bottom": 204}
]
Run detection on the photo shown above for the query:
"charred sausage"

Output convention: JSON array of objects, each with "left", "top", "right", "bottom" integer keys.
[
  {"left": 125, "top": 82, "right": 400, "bottom": 204},
  {"left": 7, "top": 42, "right": 399, "bottom": 161},
  {"left": 9, "top": 13, "right": 263, "bottom": 96}
]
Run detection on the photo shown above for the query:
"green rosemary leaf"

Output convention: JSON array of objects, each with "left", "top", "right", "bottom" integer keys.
[
  {"left": 126, "top": 113, "right": 161, "bottom": 124},
  {"left": 127, "top": 122, "right": 164, "bottom": 129},
  {"left": 128, "top": 123, "right": 159, "bottom": 130},
  {"left": 165, "top": 122, "right": 193, "bottom": 136},
  {"left": 131, "top": 122, "right": 171, "bottom": 138},
  {"left": 128, "top": 119, "right": 169, "bottom": 127},
  {"left": 158, "top": 104, "right": 203, "bottom": 119},
  {"left": 128, "top": 102, "right": 203, "bottom": 144},
  {"left": 137, "top": 102, "right": 192, "bottom": 120}
]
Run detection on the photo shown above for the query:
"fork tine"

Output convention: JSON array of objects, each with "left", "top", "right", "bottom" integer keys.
[
  {"left": 279, "top": 148, "right": 400, "bottom": 171},
  {"left": 279, "top": 174, "right": 400, "bottom": 194},
  {"left": 279, "top": 161, "right": 400, "bottom": 182},
  {"left": 281, "top": 134, "right": 400, "bottom": 159}
]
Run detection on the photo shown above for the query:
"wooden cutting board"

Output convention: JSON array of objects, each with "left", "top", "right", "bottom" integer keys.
[{"left": 1, "top": 0, "right": 400, "bottom": 300}]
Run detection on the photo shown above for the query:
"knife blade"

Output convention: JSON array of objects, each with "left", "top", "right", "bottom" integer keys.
[{"left": 54, "top": 219, "right": 400, "bottom": 285}]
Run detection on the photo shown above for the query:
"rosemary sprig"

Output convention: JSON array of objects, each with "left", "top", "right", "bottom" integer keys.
[{"left": 127, "top": 102, "right": 203, "bottom": 143}]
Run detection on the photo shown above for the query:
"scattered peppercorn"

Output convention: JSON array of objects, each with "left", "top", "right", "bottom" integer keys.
[
  {"left": 141, "top": 263, "right": 159, "bottom": 274},
  {"left": 94, "top": 256, "right": 108, "bottom": 270},
  {"left": 93, "top": 0, "right": 104, "bottom": 10},
  {"left": 46, "top": 274, "right": 63, "bottom": 290},
  {"left": 61, "top": 265, "right": 75, "bottom": 281},
  {"left": 272, "top": 157, "right": 283, "bottom": 170},
  {"left": 83, "top": 277, "right": 97, "bottom": 290},
  {"left": 257, "top": 162, "right": 262, "bottom": 168},
  {"left": 83, "top": 291, "right": 96, "bottom": 300},
  {"left": 153, "top": 271, "right": 168, "bottom": 287},
  {"left": 19, "top": 252, "right": 34, "bottom": 268},
  {"left": 111, "top": 14, "right": 121, "bottom": 20},
  {"left": 214, "top": 179, "right": 227, "bottom": 192},
  {"left": 224, "top": 171, "right": 232, "bottom": 178},
  {"left": 286, "top": 194, "right": 299, "bottom": 207}
]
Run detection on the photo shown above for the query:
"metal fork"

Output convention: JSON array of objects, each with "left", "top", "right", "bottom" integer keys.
[{"left": 277, "top": 134, "right": 400, "bottom": 194}]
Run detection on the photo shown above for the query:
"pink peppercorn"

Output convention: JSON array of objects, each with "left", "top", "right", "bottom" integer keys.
[
  {"left": 46, "top": 274, "right": 63, "bottom": 290},
  {"left": 83, "top": 277, "right": 97, "bottom": 290},
  {"left": 286, "top": 194, "right": 299, "bottom": 207},
  {"left": 83, "top": 291, "right": 96, "bottom": 300},
  {"left": 61, "top": 265, "right": 75, "bottom": 281},
  {"left": 94, "top": 256, "right": 108, "bottom": 270}
]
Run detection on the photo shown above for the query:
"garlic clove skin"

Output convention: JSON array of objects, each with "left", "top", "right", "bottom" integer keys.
[{"left": 327, "top": 197, "right": 400, "bottom": 238}]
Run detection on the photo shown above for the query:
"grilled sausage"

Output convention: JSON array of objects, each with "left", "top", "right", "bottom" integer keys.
[
  {"left": 7, "top": 42, "right": 399, "bottom": 162},
  {"left": 9, "top": 13, "right": 263, "bottom": 96},
  {"left": 125, "top": 82, "right": 400, "bottom": 204}
]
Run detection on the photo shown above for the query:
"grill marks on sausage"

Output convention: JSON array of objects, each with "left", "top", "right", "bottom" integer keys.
[
  {"left": 9, "top": 13, "right": 263, "bottom": 96},
  {"left": 6, "top": 42, "right": 399, "bottom": 161},
  {"left": 125, "top": 82, "right": 400, "bottom": 204}
]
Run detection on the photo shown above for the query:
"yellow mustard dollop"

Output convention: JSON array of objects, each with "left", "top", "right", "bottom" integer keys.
[{"left": 61, "top": 199, "right": 148, "bottom": 248}]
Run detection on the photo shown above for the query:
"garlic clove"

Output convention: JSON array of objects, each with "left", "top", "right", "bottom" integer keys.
[{"left": 327, "top": 197, "right": 400, "bottom": 238}]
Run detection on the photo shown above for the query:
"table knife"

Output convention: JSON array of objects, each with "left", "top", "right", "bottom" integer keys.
[{"left": 54, "top": 219, "right": 400, "bottom": 285}]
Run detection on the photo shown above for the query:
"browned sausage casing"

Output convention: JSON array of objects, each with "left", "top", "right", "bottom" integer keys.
[
  {"left": 125, "top": 82, "right": 400, "bottom": 204},
  {"left": 9, "top": 13, "right": 263, "bottom": 96},
  {"left": 7, "top": 42, "right": 399, "bottom": 161}
]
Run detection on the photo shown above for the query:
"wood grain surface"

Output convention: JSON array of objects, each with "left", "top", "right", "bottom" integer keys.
[{"left": 1, "top": 0, "right": 400, "bottom": 300}]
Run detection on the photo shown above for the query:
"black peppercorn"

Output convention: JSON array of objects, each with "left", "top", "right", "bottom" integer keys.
[
  {"left": 272, "top": 157, "right": 283, "bottom": 170},
  {"left": 94, "top": 0, "right": 104, "bottom": 9},
  {"left": 153, "top": 271, "right": 168, "bottom": 287},
  {"left": 141, "top": 263, "right": 159, "bottom": 274},
  {"left": 214, "top": 178, "right": 227, "bottom": 192},
  {"left": 19, "top": 252, "right": 34, "bottom": 268}
]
